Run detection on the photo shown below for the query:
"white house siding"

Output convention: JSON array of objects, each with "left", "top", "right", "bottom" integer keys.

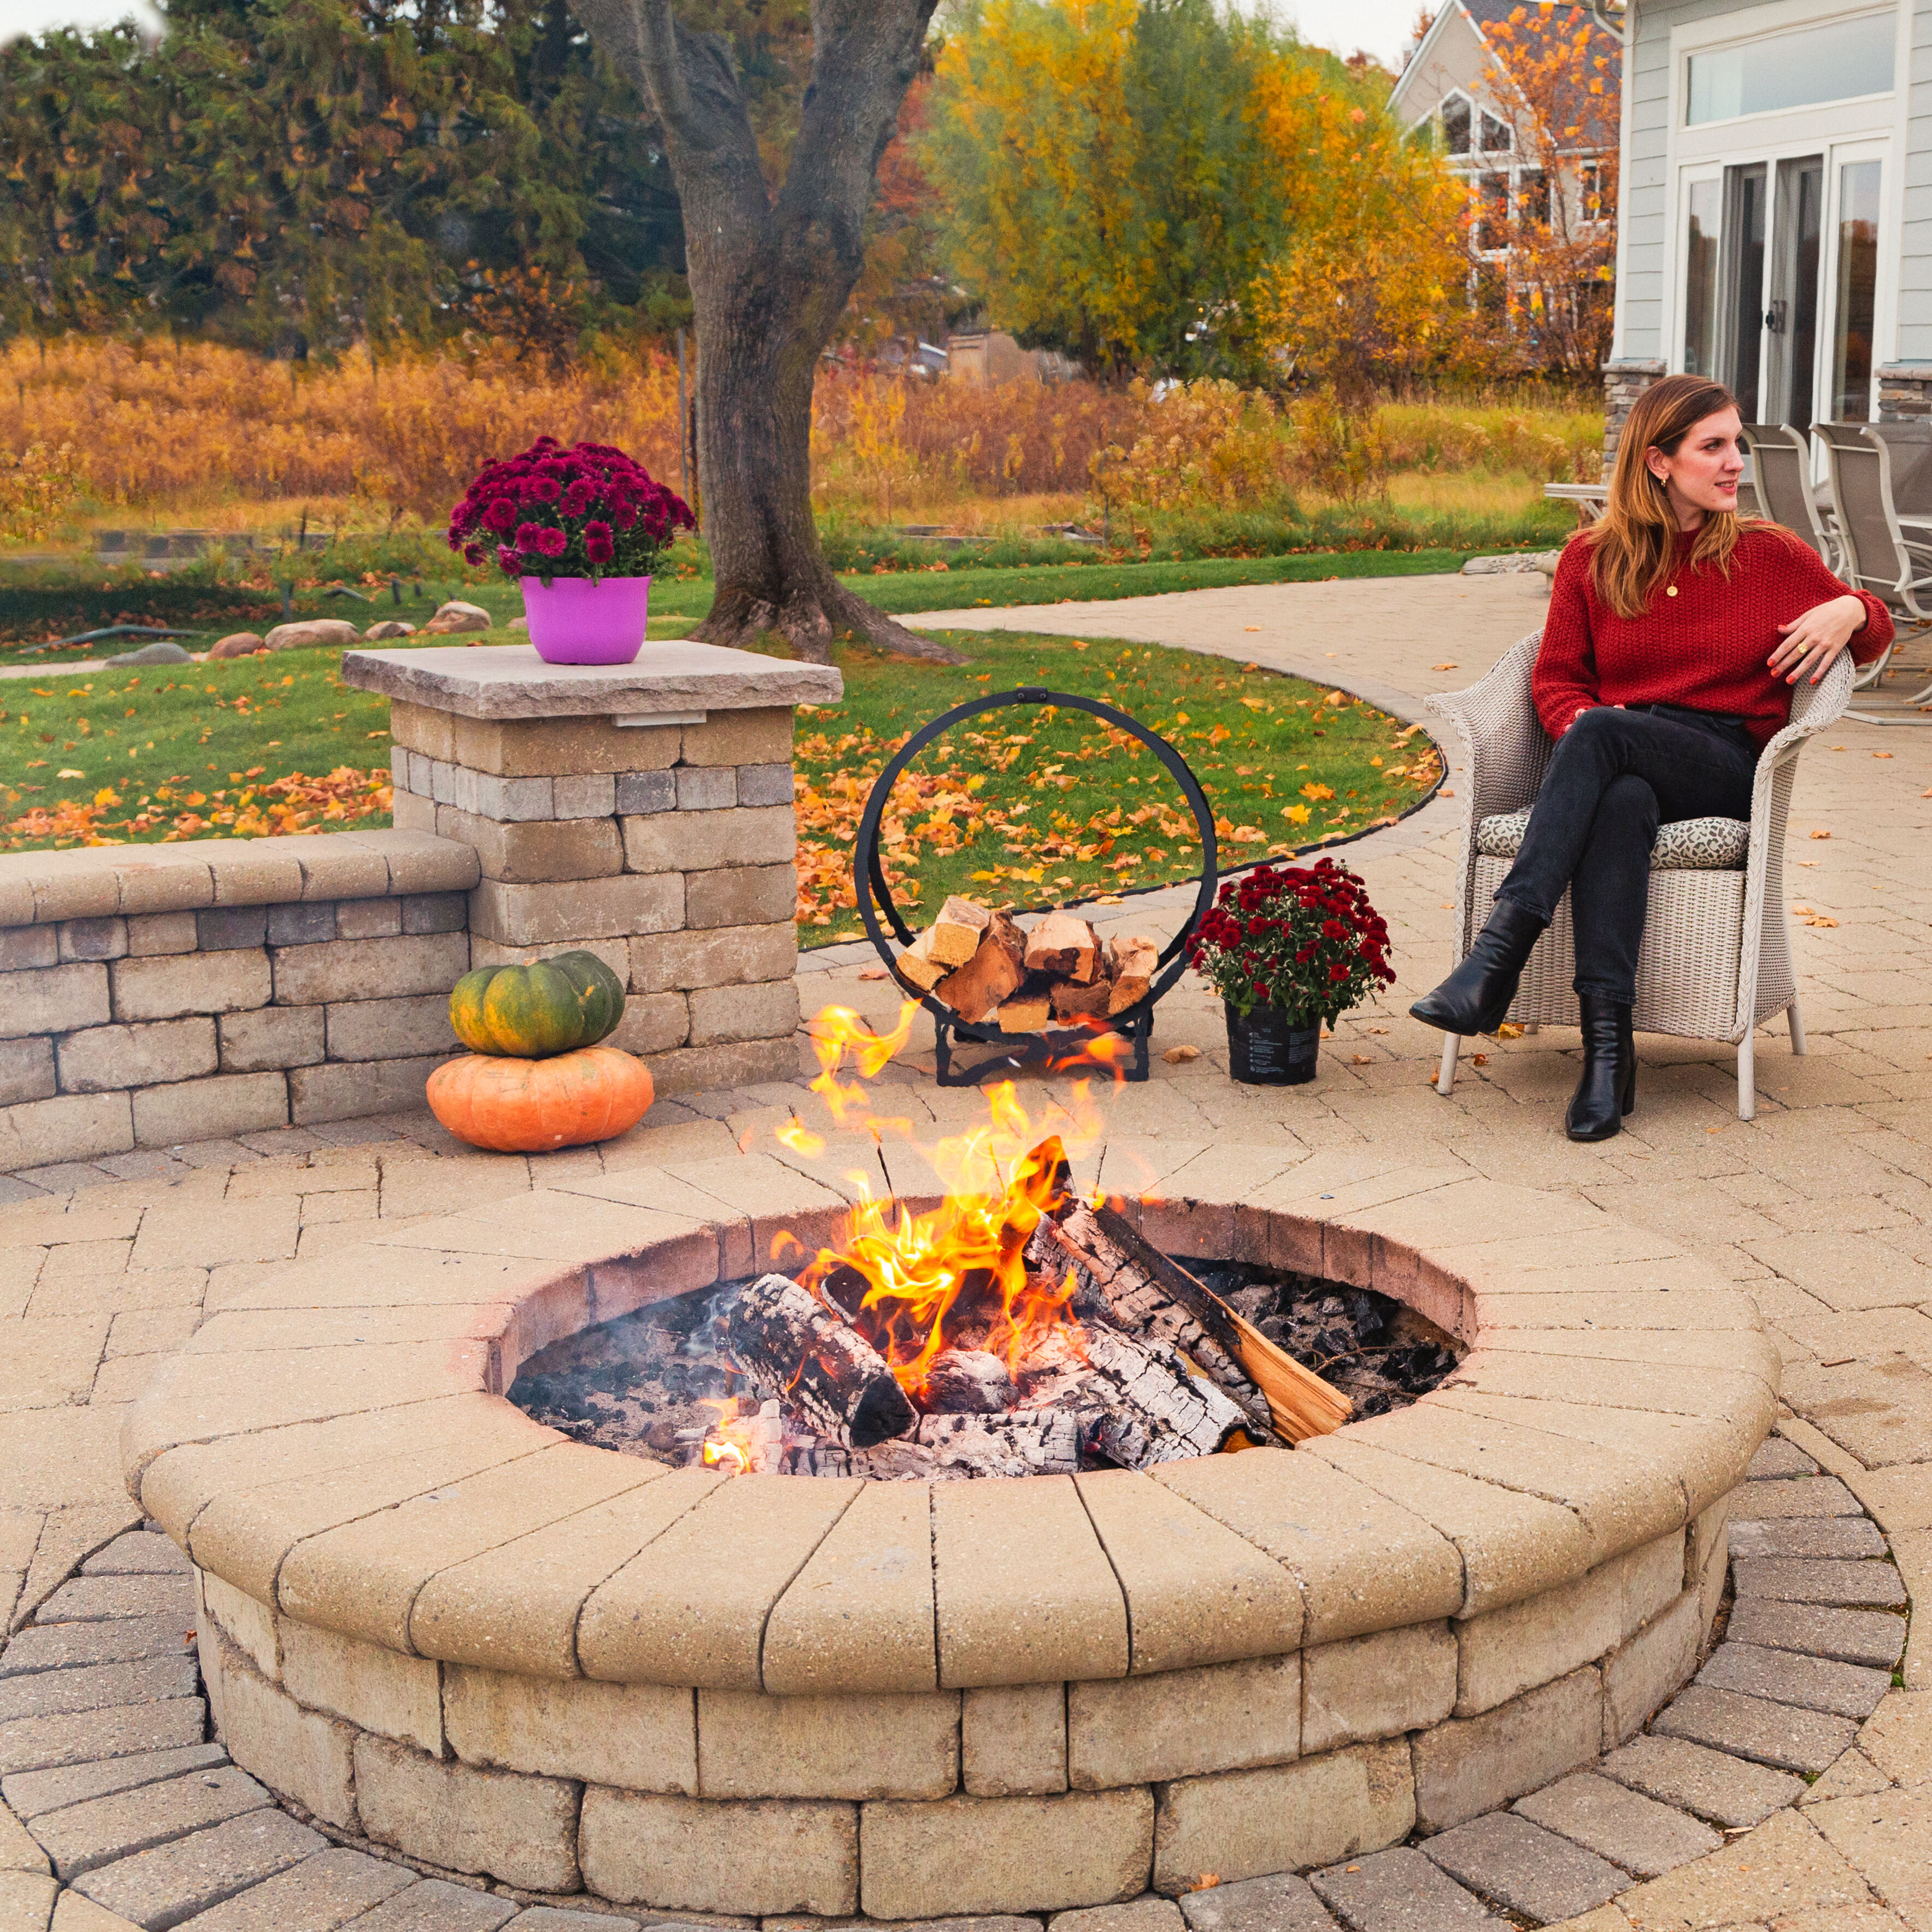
[
  {"left": 1615, "top": 0, "right": 1758, "bottom": 359},
  {"left": 1901, "top": 0, "right": 1932, "bottom": 354}
]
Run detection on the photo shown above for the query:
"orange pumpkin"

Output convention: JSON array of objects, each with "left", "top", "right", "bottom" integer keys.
[{"left": 426, "top": 1044, "right": 654, "bottom": 1153}]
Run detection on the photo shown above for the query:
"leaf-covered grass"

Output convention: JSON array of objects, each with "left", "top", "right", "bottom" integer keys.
[
  {"left": 792, "top": 629, "right": 1441, "bottom": 944},
  {"left": 0, "top": 658, "right": 392, "bottom": 847}
]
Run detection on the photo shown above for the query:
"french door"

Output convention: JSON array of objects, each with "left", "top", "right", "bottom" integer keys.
[{"left": 1681, "top": 144, "right": 1883, "bottom": 427}]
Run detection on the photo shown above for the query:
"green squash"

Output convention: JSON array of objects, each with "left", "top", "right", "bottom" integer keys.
[{"left": 447, "top": 950, "right": 627, "bottom": 1059}]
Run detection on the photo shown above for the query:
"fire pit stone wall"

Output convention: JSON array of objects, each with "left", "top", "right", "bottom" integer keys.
[{"left": 124, "top": 1157, "right": 1775, "bottom": 1919}]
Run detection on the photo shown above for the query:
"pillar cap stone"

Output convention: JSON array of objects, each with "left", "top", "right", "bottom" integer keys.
[{"left": 342, "top": 642, "right": 844, "bottom": 719}]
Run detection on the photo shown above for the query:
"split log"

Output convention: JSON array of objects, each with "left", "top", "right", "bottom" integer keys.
[
  {"left": 930, "top": 895, "right": 991, "bottom": 967},
  {"left": 1010, "top": 1321, "right": 1246, "bottom": 1465},
  {"left": 1049, "top": 979, "right": 1113, "bottom": 1021},
  {"left": 936, "top": 917, "right": 1025, "bottom": 1022},
  {"left": 896, "top": 929, "right": 948, "bottom": 992},
  {"left": 923, "top": 1348, "right": 1018, "bottom": 1413},
  {"left": 1106, "top": 936, "right": 1160, "bottom": 1014},
  {"left": 1030, "top": 1203, "right": 1272, "bottom": 1435},
  {"left": 991, "top": 994, "right": 1052, "bottom": 1033},
  {"left": 847, "top": 1410, "right": 1082, "bottom": 1479},
  {"left": 723, "top": 1273, "right": 917, "bottom": 1447},
  {"left": 1025, "top": 910, "right": 1100, "bottom": 983}
]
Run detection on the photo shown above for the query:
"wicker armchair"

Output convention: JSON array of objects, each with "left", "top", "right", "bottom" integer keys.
[{"left": 1423, "top": 633, "right": 1853, "bottom": 1121}]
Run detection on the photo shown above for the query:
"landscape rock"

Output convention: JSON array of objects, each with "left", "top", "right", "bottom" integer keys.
[
  {"left": 262, "top": 619, "right": 362, "bottom": 651},
  {"left": 208, "top": 633, "right": 266, "bottom": 659},
  {"left": 105, "top": 642, "right": 193, "bottom": 666},
  {"left": 363, "top": 620, "right": 416, "bottom": 640},
  {"left": 422, "top": 600, "right": 492, "bottom": 635}
]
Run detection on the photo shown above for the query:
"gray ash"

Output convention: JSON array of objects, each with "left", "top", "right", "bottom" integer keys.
[{"left": 1189, "top": 1261, "right": 1463, "bottom": 1420}]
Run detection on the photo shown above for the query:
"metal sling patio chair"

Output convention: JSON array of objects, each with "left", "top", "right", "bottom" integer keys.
[
  {"left": 1424, "top": 632, "right": 1853, "bottom": 1122},
  {"left": 1814, "top": 419, "right": 1932, "bottom": 717},
  {"left": 1740, "top": 422, "right": 1840, "bottom": 572}
]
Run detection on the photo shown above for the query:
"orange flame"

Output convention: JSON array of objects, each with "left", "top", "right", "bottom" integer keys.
[
  {"left": 776, "top": 1119, "right": 826, "bottom": 1156},
  {"left": 808, "top": 1003, "right": 917, "bottom": 1127},
  {"left": 697, "top": 1396, "right": 754, "bottom": 1473}
]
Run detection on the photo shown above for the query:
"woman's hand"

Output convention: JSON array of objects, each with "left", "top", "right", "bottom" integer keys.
[{"left": 1770, "top": 594, "right": 1868, "bottom": 685}]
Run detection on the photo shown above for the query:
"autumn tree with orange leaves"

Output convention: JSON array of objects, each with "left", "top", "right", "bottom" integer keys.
[{"left": 1479, "top": 3, "right": 1620, "bottom": 376}]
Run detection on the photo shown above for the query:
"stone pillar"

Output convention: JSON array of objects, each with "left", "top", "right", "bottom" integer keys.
[
  {"left": 343, "top": 643, "right": 841, "bottom": 1096},
  {"left": 1877, "top": 362, "right": 1932, "bottom": 422},
  {"left": 1601, "top": 358, "right": 1667, "bottom": 469}
]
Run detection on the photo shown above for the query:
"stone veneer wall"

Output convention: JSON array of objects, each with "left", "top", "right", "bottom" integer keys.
[
  {"left": 1877, "top": 362, "right": 1932, "bottom": 421},
  {"left": 0, "top": 831, "right": 479, "bottom": 1171},
  {"left": 1601, "top": 357, "right": 1666, "bottom": 468},
  {"left": 384, "top": 699, "right": 799, "bottom": 1097}
]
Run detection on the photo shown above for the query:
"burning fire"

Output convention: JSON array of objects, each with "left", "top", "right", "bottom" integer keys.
[{"left": 750, "top": 1001, "right": 1122, "bottom": 1409}]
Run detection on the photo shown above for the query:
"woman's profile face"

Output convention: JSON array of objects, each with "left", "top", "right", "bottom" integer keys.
[{"left": 1644, "top": 407, "right": 1745, "bottom": 519}]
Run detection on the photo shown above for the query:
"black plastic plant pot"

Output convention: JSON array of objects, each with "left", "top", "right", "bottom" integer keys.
[
  {"left": 1223, "top": 1003, "right": 1322, "bottom": 1086},
  {"left": 853, "top": 687, "right": 1219, "bottom": 1085}
]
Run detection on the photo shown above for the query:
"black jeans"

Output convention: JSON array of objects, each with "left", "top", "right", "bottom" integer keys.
[{"left": 1495, "top": 704, "right": 1758, "bottom": 1004}]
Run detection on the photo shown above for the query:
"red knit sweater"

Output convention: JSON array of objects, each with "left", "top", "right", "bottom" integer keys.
[{"left": 1534, "top": 525, "right": 1893, "bottom": 747}]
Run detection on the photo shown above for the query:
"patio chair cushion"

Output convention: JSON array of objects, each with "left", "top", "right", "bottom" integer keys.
[{"left": 1476, "top": 809, "right": 1749, "bottom": 870}]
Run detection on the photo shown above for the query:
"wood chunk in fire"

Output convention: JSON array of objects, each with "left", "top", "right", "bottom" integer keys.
[
  {"left": 724, "top": 1273, "right": 917, "bottom": 1448},
  {"left": 923, "top": 1348, "right": 1018, "bottom": 1413},
  {"left": 1012, "top": 1320, "right": 1246, "bottom": 1464},
  {"left": 1049, "top": 979, "right": 1112, "bottom": 1021},
  {"left": 849, "top": 1410, "right": 1081, "bottom": 1479},
  {"left": 1106, "top": 935, "right": 1160, "bottom": 1014},
  {"left": 1030, "top": 1202, "right": 1269, "bottom": 1435},
  {"left": 930, "top": 895, "right": 992, "bottom": 967},
  {"left": 1025, "top": 909, "right": 1100, "bottom": 984}
]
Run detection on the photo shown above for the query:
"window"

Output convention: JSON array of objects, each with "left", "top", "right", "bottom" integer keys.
[
  {"left": 1833, "top": 159, "right": 1882, "bottom": 419},
  {"left": 1686, "top": 11, "right": 1893, "bottom": 125},
  {"left": 1579, "top": 161, "right": 1605, "bottom": 222},
  {"left": 1478, "top": 172, "right": 1510, "bottom": 249},
  {"left": 1479, "top": 110, "right": 1512, "bottom": 152},
  {"left": 1518, "top": 168, "right": 1550, "bottom": 229},
  {"left": 1683, "top": 178, "right": 1720, "bottom": 377},
  {"left": 1442, "top": 96, "right": 1471, "bottom": 154}
]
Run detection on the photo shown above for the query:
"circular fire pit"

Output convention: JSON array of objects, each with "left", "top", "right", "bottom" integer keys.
[{"left": 122, "top": 1161, "right": 1776, "bottom": 1920}]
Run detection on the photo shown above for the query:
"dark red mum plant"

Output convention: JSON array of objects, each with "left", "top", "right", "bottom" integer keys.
[
  {"left": 447, "top": 437, "right": 695, "bottom": 584},
  {"left": 1185, "top": 857, "right": 1395, "bottom": 1025}
]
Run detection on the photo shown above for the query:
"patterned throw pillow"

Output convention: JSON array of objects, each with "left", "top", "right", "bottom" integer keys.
[{"left": 1476, "top": 809, "right": 1749, "bottom": 870}]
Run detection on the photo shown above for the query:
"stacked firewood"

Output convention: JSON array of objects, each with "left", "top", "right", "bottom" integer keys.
[
  {"left": 894, "top": 895, "right": 1160, "bottom": 1030},
  {"left": 718, "top": 1155, "right": 1348, "bottom": 1480}
]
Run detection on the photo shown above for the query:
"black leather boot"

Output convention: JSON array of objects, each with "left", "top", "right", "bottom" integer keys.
[
  {"left": 1410, "top": 899, "right": 1547, "bottom": 1037},
  {"left": 1567, "top": 993, "right": 1636, "bottom": 1141}
]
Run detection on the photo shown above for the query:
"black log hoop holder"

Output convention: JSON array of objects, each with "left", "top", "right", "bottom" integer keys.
[{"left": 854, "top": 688, "right": 1219, "bottom": 1085}]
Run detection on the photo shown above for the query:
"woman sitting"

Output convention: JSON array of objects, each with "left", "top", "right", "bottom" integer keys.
[{"left": 1410, "top": 374, "right": 1892, "bottom": 1141}]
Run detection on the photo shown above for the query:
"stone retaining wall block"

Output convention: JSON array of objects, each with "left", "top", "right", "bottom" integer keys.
[
  {"left": 353, "top": 1733, "right": 580, "bottom": 1894},
  {"left": 687, "top": 980, "right": 799, "bottom": 1050},
  {"left": 131, "top": 1072, "right": 289, "bottom": 1148},
  {"left": 336, "top": 900, "right": 403, "bottom": 941},
  {"left": 0, "top": 1091, "right": 133, "bottom": 1168},
  {"left": 469, "top": 875, "right": 683, "bottom": 948},
  {"left": 267, "top": 904, "right": 336, "bottom": 948},
  {"left": 1688, "top": 1489, "right": 1734, "bottom": 1588},
  {"left": 271, "top": 933, "right": 471, "bottom": 1006},
  {"left": 200, "top": 1570, "right": 278, "bottom": 1682},
  {"left": 1150, "top": 1740, "right": 1414, "bottom": 1894},
  {"left": 675, "top": 767, "right": 736, "bottom": 812},
  {"left": 3, "top": 962, "right": 110, "bottom": 1038},
  {"left": 615, "top": 771, "right": 675, "bottom": 815},
  {"left": 59, "top": 917, "right": 127, "bottom": 963},
  {"left": 438, "top": 809, "right": 626, "bottom": 885},
  {"left": 680, "top": 710, "right": 792, "bottom": 768},
  {"left": 964, "top": 1683, "right": 1068, "bottom": 1796},
  {"left": 1413, "top": 1665, "right": 1604, "bottom": 1831},
  {"left": 736, "top": 763, "right": 795, "bottom": 808},
  {"left": 402, "top": 892, "right": 468, "bottom": 936},
  {"left": 1455, "top": 1556, "right": 1628, "bottom": 1717},
  {"left": 289, "top": 1054, "right": 454, "bottom": 1126},
  {"left": 0, "top": 927, "right": 57, "bottom": 972},
  {"left": 219, "top": 1006, "right": 325, "bottom": 1075},
  {"left": 621, "top": 805, "right": 795, "bottom": 877},
  {"left": 323, "top": 996, "right": 459, "bottom": 1064},
  {"left": 279, "top": 1620, "right": 443, "bottom": 1757},
  {"left": 204, "top": 1623, "right": 357, "bottom": 1831},
  {"left": 113, "top": 952, "right": 267, "bottom": 1023},
  {"left": 1069, "top": 1656, "right": 1299, "bottom": 1790},
  {"left": 629, "top": 923, "right": 795, "bottom": 996},
  {"left": 685, "top": 865, "right": 796, "bottom": 932},
  {"left": 1602, "top": 1587, "right": 1703, "bottom": 1747},
  {"left": 0, "top": 1037, "right": 56, "bottom": 1107},
  {"left": 696, "top": 1687, "right": 961, "bottom": 1800},
  {"left": 642, "top": 1036, "right": 806, "bottom": 1097},
  {"left": 451, "top": 715, "right": 681, "bottom": 779},
  {"left": 443, "top": 1665, "right": 696, "bottom": 1795},
  {"left": 609, "top": 992, "right": 691, "bottom": 1056},
  {"left": 57, "top": 1019, "right": 218, "bottom": 1095},
  {"left": 197, "top": 908, "right": 268, "bottom": 952},
  {"left": 1301, "top": 1622, "right": 1458, "bottom": 1756},
  {"left": 125, "top": 912, "right": 199, "bottom": 958},
  {"left": 860, "top": 1788, "right": 1154, "bottom": 1920},
  {"left": 580, "top": 1786, "right": 857, "bottom": 1917}
]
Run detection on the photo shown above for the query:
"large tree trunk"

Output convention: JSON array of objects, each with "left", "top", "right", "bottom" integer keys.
[{"left": 572, "top": 0, "right": 963, "bottom": 665}]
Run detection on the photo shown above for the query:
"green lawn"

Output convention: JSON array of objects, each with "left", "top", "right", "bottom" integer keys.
[
  {"left": 792, "top": 629, "right": 1440, "bottom": 944},
  {"left": 0, "top": 543, "right": 1513, "bottom": 663}
]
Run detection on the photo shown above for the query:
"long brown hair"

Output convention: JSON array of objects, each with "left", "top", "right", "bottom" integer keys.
[{"left": 1583, "top": 375, "right": 1756, "bottom": 618}]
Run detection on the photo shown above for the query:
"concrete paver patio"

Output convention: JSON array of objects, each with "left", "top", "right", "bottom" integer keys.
[{"left": 1, "top": 567, "right": 1929, "bottom": 1929}]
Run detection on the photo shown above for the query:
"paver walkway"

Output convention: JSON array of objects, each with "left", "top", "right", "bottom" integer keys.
[{"left": 2, "top": 568, "right": 1929, "bottom": 1930}]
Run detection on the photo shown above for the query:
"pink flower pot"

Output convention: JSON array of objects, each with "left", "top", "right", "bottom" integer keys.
[{"left": 519, "top": 574, "right": 651, "bottom": 665}]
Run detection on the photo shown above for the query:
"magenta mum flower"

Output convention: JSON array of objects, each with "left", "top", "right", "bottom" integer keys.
[
  {"left": 585, "top": 536, "right": 614, "bottom": 565},
  {"left": 483, "top": 497, "right": 518, "bottom": 532},
  {"left": 515, "top": 522, "right": 546, "bottom": 551},
  {"left": 536, "top": 526, "right": 567, "bottom": 557}
]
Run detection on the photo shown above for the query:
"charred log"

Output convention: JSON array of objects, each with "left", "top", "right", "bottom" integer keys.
[
  {"left": 724, "top": 1273, "right": 917, "bottom": 1448},
  {"left": 845, "top": 1409, "right": 1082, "bottom": 1479}
]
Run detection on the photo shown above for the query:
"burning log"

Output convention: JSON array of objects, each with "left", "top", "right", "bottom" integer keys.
[
  {"left": 849, "top": 1410, "right": 1082, "bottom": 1479},
  {"left": 1014, "top": 1322, "right": 1247, "bottom": 1464},
  {"left": 723, "top": 1274, "right": 917, "bottom": 1448},
  {"left": 923, "top": 1348, "right": 1018, "bottom": 1413}
]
